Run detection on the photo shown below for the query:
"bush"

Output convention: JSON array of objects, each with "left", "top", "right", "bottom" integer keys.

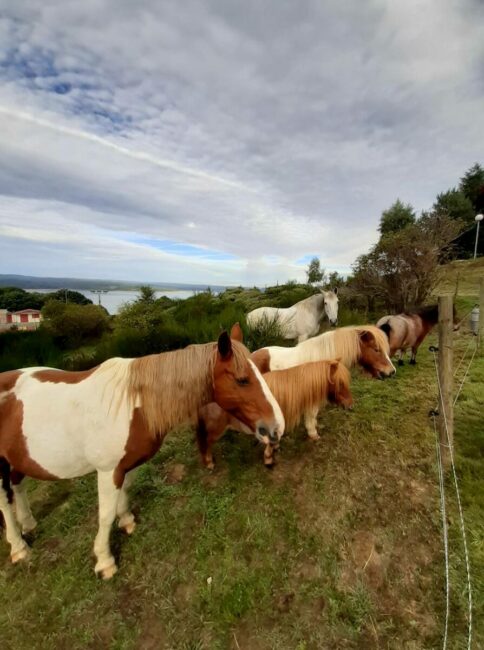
[
  {"left": 42, "top": 301, "right": 110, "bottom": 348},
  {"left": 0, "top": 330, "right": 63, "bottom": 372}
]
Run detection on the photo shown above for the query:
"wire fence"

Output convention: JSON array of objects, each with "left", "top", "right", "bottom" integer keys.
[{"left": 430, "top": 328, "right": 476, "bottom": 650}]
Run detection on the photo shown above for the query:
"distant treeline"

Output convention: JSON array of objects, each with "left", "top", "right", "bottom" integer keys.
[{"left": 0, "top": 287, "right": 93, "bottom": 311}]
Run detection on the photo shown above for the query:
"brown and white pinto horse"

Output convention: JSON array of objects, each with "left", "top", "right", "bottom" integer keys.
[
  {"left": 0, "top": 327, "right": 284, "bottom": 578},
  {"left": 197, "top": 359, "right": 353, "bottom": 469},
  {"left": 377, "top": 304, "right": 456, "bottom": 365},
  {"left": 250, "top": 325, "right": 396, "bottom": 379}
]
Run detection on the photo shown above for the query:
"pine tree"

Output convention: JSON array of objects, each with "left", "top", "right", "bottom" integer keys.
[
  {"left": 306, "top": 257, "right": 324, "bottom": 284},
  {"left": 378, "top": 199, "right": 416, "bottom": 236}
]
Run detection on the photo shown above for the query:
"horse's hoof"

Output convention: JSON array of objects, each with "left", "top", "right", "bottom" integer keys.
[
  {"left": 11, "top": 545, "right": 30, "bottom": 564},
  {"left": 22, "top": 518, "right": 38, "bottom": 534},
  {"left": 118, "top": 513, "right": 136, "bottom": 535},
  {"left": 308, "top": 433, "right": 320, "bottom": 441},
  {"left": 100, "top": 563, "right": 118, "bottom": 580},
  {"left": 123, "top": 521, "right": 136, "bottom": 535},
  {"left": 206, "top": 461, "right": 215, "bottom": 472},
  {"left": 410, "top": 359, "right": 416, "bottom": 365},
  {"left": 95, "top": 561, "right": 118, "bottom": 580},
  {"left": 264, "top": 462, "right": 274, "bottom": 470},
  {"left": 398, "top": 359, "right": 404, "bottom": 366}
]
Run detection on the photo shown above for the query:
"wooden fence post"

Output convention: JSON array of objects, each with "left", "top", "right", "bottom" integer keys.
[
  {"left": 438, "top": 295, "right": 454, "bottom": 465},
  {"left": 480, "top": 277, "right": 484, "bottom": 354}
]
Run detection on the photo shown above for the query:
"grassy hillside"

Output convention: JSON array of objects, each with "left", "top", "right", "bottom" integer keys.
[
  {"left": 0, "top": 262, "right": 482, "bottom": 649},
  {"left": 435, "top": 257, "right": 484, "bottom": 296}
]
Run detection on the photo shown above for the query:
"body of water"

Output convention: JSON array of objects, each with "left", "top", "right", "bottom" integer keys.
[{"left": 31, "top": 289, "right": 196, "bottom": 314}]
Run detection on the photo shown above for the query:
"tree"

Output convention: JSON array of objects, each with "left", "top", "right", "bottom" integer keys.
[
  {"left": 432, "top": 189, "right": 475, "bottom": 227},
  {"left": 46, "top": 289, "right": 92, "bottom": 305},
  {"left": 306, "top": 257, "right": 325, "bottom": 284},
  {"left": 0, "top": 287, "right": 44, "bottom": 311},
  {"left": 378, "top": 199, "right": 416, "bottom": 236},
  {"left": 325, "top": 271, "right": 346, "bottom": 290},
  {"left": 136, "top": 285, "right": 156, "bottom": 304},
  {"left": 459, "top": 163, "right": 484, "bottom": 209},
  {"left": 350, "top": 215, "right": 459, "bottom": 312}
]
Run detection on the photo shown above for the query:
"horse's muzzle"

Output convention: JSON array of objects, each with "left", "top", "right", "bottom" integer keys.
[
  {"left": 379, "top": 368, "right": 396, "bottom": 379},
  {"left": 256, "top": 422, "right": 281, "bottom": 445}
]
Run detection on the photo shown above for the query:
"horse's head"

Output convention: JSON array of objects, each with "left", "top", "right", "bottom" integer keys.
[
  {"left": 327, "top": 359, "right": 353, "bottom": 409},
  {"left": 212, "top": 325, "right": 285, "bottom": 445},
  {"left": 358, "top": 328, "right": 396, "bottom": 379},
  {"left": 321, "top": 288, "right": 339, "bottom": 326}
]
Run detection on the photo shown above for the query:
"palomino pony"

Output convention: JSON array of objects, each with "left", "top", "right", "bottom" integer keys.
[
  {"left": 247, "top": 288, "right": 339, "bottom": 343},
  {"left": 197, "top": 359, "right": 353, "bottom": 469},
  {"left": 377, "top": 304, "right": 453, "bottom": 365},
  {"left": 0, "top": 328, "right": 284, "bottom": 578},
  {"left": 249, "top": 325, "right": 393, "bottom": 441}
]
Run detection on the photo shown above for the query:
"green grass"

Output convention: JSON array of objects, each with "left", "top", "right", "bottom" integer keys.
[{"left": 1, "top": 263, "right": 483, "bottom": 649}]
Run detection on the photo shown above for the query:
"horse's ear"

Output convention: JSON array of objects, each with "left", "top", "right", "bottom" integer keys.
[
  {"left": 217, "top": 331, "right": 233, "bottom": 360},
  {"left": 359, "top": 330, "right": 374, "bottom": 344},
  {"left": 333, "top": 287, "right": 338, "bottom": 295},
  {"left": 230, "top": 322, "right": 244, "bottom": 343},
  {"left": 329, "top": 359, "right": 339, "bottom": 383}
]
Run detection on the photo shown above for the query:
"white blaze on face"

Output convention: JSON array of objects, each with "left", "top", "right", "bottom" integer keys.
[
  {"left": 386, "top": 352, "right": 396, "bottom": 374},
  {"left": 323, "top": 291, "right": 339, "bottom": 324},
  {"left": 248, "top": 360, "right": 285, "bottom": 437}
]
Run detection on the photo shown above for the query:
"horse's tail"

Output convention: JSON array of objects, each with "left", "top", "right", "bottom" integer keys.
[
  {"left": 0, "top": 457, "right": 13, "bottom": 504},
  {"left": 378, "top": 320, "right": 392, "bottom": 340}
]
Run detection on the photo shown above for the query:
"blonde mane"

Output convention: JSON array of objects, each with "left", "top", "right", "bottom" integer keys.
[
  {"left": 128, "top": 340, "right": 250, "bottom": 435},
  {"left": 264, "top": 360, "right": 350, "bottom": 430},
  {"left": 296, "top": 325, "right": 390, "bottom": 367}
]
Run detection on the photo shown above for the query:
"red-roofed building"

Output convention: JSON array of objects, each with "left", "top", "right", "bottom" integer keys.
[{"left": 0, "top": 309, "right": 42, "bottom": 331}]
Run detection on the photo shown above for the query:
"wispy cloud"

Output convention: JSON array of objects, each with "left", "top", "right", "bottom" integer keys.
[{"left": 0, "top": 0, "right": 483, "bottom": 285}]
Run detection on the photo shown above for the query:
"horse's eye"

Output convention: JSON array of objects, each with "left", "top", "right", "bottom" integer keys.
[{"left": 236, "top": 377, "right": 250, "bottom": 386}]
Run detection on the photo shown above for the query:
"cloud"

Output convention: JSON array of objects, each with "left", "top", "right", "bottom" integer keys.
[{"left": 0, "top": 0, "right": 483, "bottom": 285}]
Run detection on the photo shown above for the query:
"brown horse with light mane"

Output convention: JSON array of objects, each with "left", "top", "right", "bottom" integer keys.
[
  {"left": 197, "top": 358, "right": 353, "bottom": 469},
  {"left": 0, "top": 326, "right": 284, "bottom": 578},
  {"left": 250, "top": 325, "right": 395, "bottom": 379},
  {"left": 376, "top": 304, "right": 455, "bottom": 365}
]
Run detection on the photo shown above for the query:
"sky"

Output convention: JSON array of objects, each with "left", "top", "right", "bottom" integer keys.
[{"left": 0, "top": 0, "right": 483, "bottom": 287}]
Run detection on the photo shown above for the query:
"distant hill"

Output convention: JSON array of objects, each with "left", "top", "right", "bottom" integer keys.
[{"left": 0, "top": 274, "right": 227, "bottom": 292}]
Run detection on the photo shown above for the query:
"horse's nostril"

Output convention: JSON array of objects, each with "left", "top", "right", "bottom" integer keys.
[
  {"left": 257, "top": 426, "right": 269, "bottom": 438},
  {"left": 268, "top": 429, "right": 279, "bottom": 444}
]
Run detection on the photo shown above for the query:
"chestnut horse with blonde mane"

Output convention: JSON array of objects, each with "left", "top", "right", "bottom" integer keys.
[
  {"left": 0, "top": 327, "right": 284, "bottom": 578},
  {"left": 248, "top": 325, "right": 393, "bottom": 443},
  {"left": 197, "top": 359, "right": 353, "bottom": 469}
]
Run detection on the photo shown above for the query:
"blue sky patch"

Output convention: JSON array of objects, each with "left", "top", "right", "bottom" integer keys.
[{"left": 126, "top": 236, "right": 239, "bottom": 261}]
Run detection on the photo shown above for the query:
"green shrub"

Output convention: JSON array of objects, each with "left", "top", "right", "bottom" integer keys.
[
  {"left": 0, "top": 330, "right": 63, "bottom": 371},
  {"left": 42, "top": 301, "right": 110, "bottom": 348}
]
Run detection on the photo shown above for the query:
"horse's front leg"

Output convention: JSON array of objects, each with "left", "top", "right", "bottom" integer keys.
[
  {"left": 12, "top": 473, "right": 37, "bottom": 534},
  {"left": 263, "top": 443, "right": 275, "bottom": 467},
  {"left": 410, "top": 346, "right": 418, "bottom": 365},
  {"left": 197, "top": 416, "right": 228, "bottom": 471},
  {"left": 94, "top": 470, "right": 120, "bottom": 579},
  {"left": 117, "top": 469, "right": 136, "bottom": 535},
  {"left": 0, "top": 472, "right": 29, "bottom": 563},
  {"left": 397, "top": 349, "right": 405, "bottom": 366},
  {"left": 304, "top": 406, "right": 320, "bottom": 440}
]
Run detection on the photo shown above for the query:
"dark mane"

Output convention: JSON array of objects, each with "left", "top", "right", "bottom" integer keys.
[{"left": 404, "top": 304, "right": 438, "bottom": 323}]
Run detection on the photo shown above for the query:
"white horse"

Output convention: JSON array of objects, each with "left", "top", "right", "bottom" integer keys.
[{"left": 246, "top": 289, "right": 339, "bottom": 343}]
